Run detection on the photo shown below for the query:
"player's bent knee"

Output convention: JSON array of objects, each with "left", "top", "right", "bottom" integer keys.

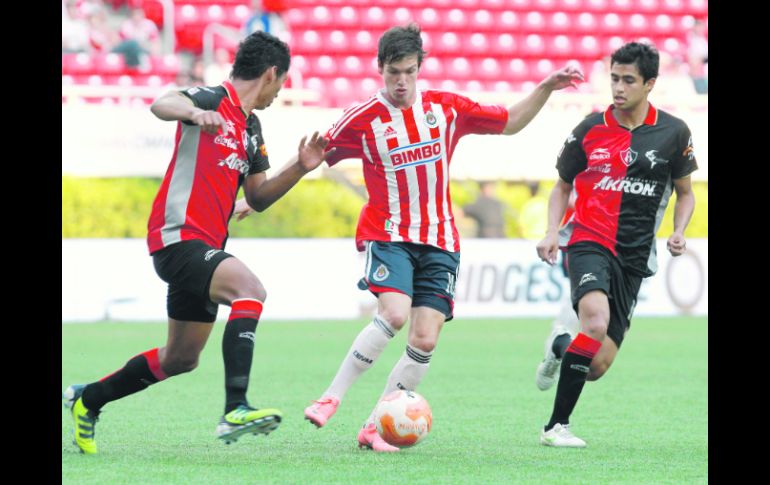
[
  {"left": 380, "top": 310, "right": 409, "bottom": 330},
  {"left": 409, "top": 337, "right": 437, "bottom": 353},
  {"left": 587, "top": 360, "right": 611, "bottom": 381}
]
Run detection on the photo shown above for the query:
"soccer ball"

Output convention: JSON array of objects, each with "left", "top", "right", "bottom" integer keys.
[{"left": 373, "top": 390, "right": 432, "bottom": 448}]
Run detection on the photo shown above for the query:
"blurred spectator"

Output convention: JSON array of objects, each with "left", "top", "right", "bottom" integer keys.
[
  {"left": 190, "top": 58, "right": 206, "bottom": 86},
  {"left": 204, "top": 48, "right": 233, "bottom": 85},
  {"left": 120, "top": 7, "right": 160, "bottom": 57},
  {"left": 62, "top": 0, "right": 91, "bottom": 52},
  {"left": 243, "top": 0, "right": 289, "bottom": 40},
  {"left": 87, "top": 6, "right": 147, "bottom": 68},
  {"left": 519, "top": 182, "right": 548, "bottom": 240},
  {"left": 463, "top": 181, "right": 506, "bottom": 238},
  {"left": 686, "top": 19, "right": 708, "bottom": 94}
]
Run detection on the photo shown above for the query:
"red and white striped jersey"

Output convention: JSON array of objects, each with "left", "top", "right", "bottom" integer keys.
[{"left": 325, "top": 89, "right": 508, "bottom": 252}]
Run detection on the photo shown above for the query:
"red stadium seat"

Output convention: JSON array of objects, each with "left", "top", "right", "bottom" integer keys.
[
  {"left": 392, "top": 7, "right": 414, "bottom": 24},
  {"left": 583, "top": 0, "right": 609, "bottom": 12},
  {"left": 456, "top": 0, "right": 480, "bottom": 9},
  {"left": 308, "top": 6, "right": 333, "bottom": 28},
  {"left": 150, "top": 55, "right": 181, "bottom": 76},
  {"left": 492, "top": 33, "right": 517, "bottom": 57},
  {"left": 661, "top": 0, "right": 685, "bottom": 14},
  {"left": 533, "top": 0, "right": 557, "bottom": 12},
  {"left": 340, "top": 55, "right": 365, "bottom": 77},
  {"left": 443, "top": 9, "right": 467, "bottom": 31},
  {"left": 62, "top": 75, "right": 75, "bottom": 86},
  {"left": 548, "top": 35, "right": 573, "bottom": 57},
  {"left": 284, "top": 8, "right": 308, "bottom": 28},
  {"left": 532, "top": 58, "right": 555, "bottom": 78},
  {"left": 226, "top": 5, "right": 250, "bottom": 26},
  {"left": 177, "top": 4, "right": 201, "bottom": 26},
  {"left": 335, "top": 6, "right": 360, "bottom": 28},
  {"left": 479, "top": 0, "right": 505, "bottom": 9},
  {"left": 575, "top": 35, "right": 600, "bottom": 58},
  {"left": 63, "top": 53, "right": 94, "bottom": 75},
  {"left": 599, "top": 13, "right": 623, "bottom": 34},
  {"left": 449, "top": 57, "right": 473, "bottom": 80},
  {"left": 626, "top": 14, "right": 649, "bottom": 35},
  {"left": 475, "top": 57, "right": 502, "bottom": 80},
  {"left": 420, "top": 57, "right": 444, "bottom": 79},
  {"left": 87, "top": 74, "right": 104, "bottom": 86},
  {"left": 495, "top": 11, "right": 521, "bottom": 31},
  {"left": 504, "top": 58, "right": 530, "bottom": 81},
  {"left": 510, "top": 0, "right": 534, "bottom": 11},
  {"left": 362, "top": 6, "right": 387, "bottom": 29},
  {"left": 573, "top": 12, "right": 598, "bottom": 33},
  {"left": 432, "top": 32, "right": 460, "bottom": 56},
  {"left": 546, "top": 12, "right": 571, "bottom": 33},
  {"left": 351, "top": 30, "right": 377, "bottom": 54},
  {"left": 94, "top": 53, "right": 126, "bottom": 74},
  {"left": 418, "top": 8, "right": 441, "bottom": 30},
  {"left": 313, "top": 55, "right": 338, "bottom": 77},
  {"left": 637, "top": 0, "right": 660, "bottom": 13},
  {"left": 295, "top": 30, "right": 323, "bottom": 54},
  {"left": 686, "top": 0, "right": 708, "bottom": 16},
  {"left": 470, "top": 10, "right": 494, "bottom": 31},
  {"left": 602, "top": 36, "right": 625, "bottom": 55},
  {"left": 117, "top": 75, "right": 134, "bottom": 87},
  {"left": 463, "top": 80, "right": 484, "bottom": 93},
  {"left": 521, "top": 34, "right": 546, "bottom": 57},
  {"left": 202, "top": 4, "right": 226, "bottom": 24},
  {"left": 651, "top": 14, "right": 675, "bottom": 35},
  {"left": 358, "top": 77, "right": 379, "bottom": 97},
  {"left": 465, "top": 33, "right": 490, "bottom": 56},
  {"left": 325, "top": 30, "right": 350, "bottom": 54},
  {"left": 661, "top": 37, "right": 684, "bottom": 57},
  {"left": 292, "top": 55, "right": 310, "bottom": 76},
  {"left": 490, "top": 80, "right": 513, "bottom": 93},
  {"left": 420, "top": 31, "right": 434, "bottom": 54},
  {"left": 555, "top": 0, "right": 583, "bottom": 12},
  {"left": 523, "top": 11, "right": 546, "bottom": 32},
  {"left": 438, "top": 79, "right": 459, "bottom": 92},
  {"left": 607, "top": 0, "right": 633, "bottom": 12}
]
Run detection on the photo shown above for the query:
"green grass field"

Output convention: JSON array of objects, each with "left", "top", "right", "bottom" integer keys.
[{"left": 62, "top": 317, "right": 707, "bottom": 484}]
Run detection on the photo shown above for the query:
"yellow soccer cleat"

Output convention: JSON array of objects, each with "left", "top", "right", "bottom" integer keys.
[
  {"left": 63, "top": 384, "right": 99, "bottom": 455},
  {"left": 216, "top": 405, "right": 283, "bottom": 444}
]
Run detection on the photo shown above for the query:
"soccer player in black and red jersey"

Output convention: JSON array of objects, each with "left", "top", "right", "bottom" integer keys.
[
  {"left": 535, "top": 42, "right": 697, "bottom": 447},
  {"left": 63, "top": 31, "right": 334, "bottom": 454}
]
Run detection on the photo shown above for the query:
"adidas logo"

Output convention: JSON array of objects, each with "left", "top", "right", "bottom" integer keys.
[{"left": 383, "top": 126, "right": 397, "bottom": 138}]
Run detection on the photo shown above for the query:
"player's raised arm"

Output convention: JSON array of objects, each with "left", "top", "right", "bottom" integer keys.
[
  {"left": 502, "top": 66, "right": 584, "bottom": 135},
  {"left": 150, "top": 91, "right": 228, "bottom": 135}
]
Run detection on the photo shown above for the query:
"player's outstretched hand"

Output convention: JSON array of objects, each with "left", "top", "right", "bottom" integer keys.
[
  {"left": 233, "top": 197, "right": 254, "bottom": 222},
  {"left": 543, "top": 65, "right": 585, "bottom": 91},
  {"left": 667, "top": 232, "right": 687, "bottom": 256},
  {"left": 298, "top": 132, "right": 337, "bottom": 173},
  {"left": 536, "top": 232, "right": 560, "bottom": 266}
]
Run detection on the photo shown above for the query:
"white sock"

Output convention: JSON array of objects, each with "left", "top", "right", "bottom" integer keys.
[
  {"left": 324, "top": 314, "right": 397, "bottom": 401},
  {"left": 554, "top": 295, "right": 580, "bottom": 337},
  {"left": 365, "top": 344, "right": 432, "bottom": 425}
]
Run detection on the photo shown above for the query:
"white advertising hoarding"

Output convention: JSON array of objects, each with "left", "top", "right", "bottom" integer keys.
[{"left": 62, "top": 238, "right": 707, "bottom": 322}]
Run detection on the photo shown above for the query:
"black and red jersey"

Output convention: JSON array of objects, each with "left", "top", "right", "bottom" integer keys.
[
  {"left": 147, "top": 81, "right": 270, "bottom": 254},
  {"left": 556, "top": 103, "right": 697, "bottom": 277}
]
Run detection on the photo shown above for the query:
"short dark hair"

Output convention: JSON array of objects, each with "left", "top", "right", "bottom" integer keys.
[
  {"left": 611, "top": 42, "right": 659, "bottom": 82},
  {"left": 231, "top": 31, "right": 290, "bottom": 80},
  {"left": 377, "top": 23, "right": 426, "bottom": 67}
]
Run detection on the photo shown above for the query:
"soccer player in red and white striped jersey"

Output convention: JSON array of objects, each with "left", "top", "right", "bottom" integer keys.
[{"left": 302, "top": 24, "right": 584, "bottom": 451}]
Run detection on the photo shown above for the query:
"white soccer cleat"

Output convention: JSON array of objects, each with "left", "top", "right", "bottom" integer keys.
[
  {"left": 540, "top": 423, "right": 586, "bottom": 448},
  {"left": 535, "top": 325, "right": 571, "bottom": 391}
]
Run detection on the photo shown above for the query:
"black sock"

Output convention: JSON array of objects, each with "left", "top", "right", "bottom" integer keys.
[
  {"left": 81, "top": 348, "right": 167, "bottom": 412},
  {"left": 545, "top": 333, "right": 601, "bottom": 431},
  {"left": 551, "top": 334, "right": 572, "bottom": 359},
  {"left": 222, "top": 299, "right": 263, "bottom": 413}
]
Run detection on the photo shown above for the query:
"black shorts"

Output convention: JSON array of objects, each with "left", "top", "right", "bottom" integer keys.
[
  {"left": 358, "top": 241, "right": 460, "bottom": 321},
  {"left": 151, "top": 240, "right": 234, "bottom": 323},
  {"left": 567, "top": 242, "right": 643, "bottom": 348}
]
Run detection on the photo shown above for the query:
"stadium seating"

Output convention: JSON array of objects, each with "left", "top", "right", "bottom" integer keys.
[{"left": 63, "top": 0, "right": 707, "bottom": 107}]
